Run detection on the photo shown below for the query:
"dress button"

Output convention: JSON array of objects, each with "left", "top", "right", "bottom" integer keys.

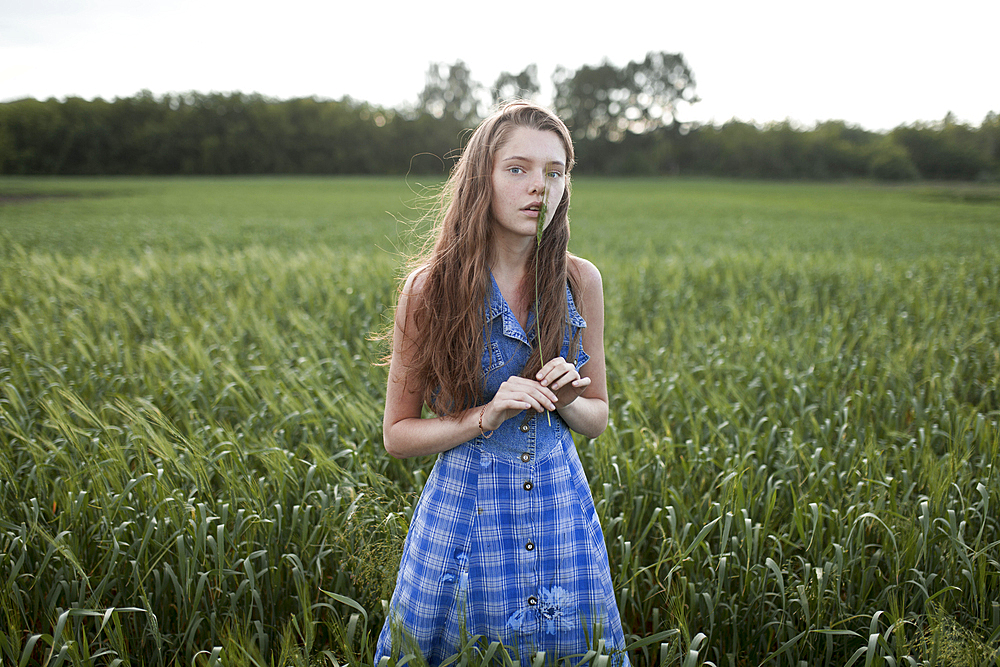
[
  {"left": 520, "top": 423, "right": 529, "bottom": 433},
  {"left": 521, "top": 452, "right": 531, "bottom": 463},
  {"left": 523, "top": 481, "right": 533, "bottom": 491},
  {"left": 527, "top": 596, "right": 538, "bottom": 606},
  {"left": 525, "top": 541, "right": 535, "bottom": 551}
]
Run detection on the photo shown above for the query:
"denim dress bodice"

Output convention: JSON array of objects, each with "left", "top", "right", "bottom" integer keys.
[{"left": 477, "top": 273, "right": 590, "bottom": 462}]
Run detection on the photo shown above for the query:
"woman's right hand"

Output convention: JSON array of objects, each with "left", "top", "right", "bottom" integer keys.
[{"left": 480, "top": 376, "right": 559, "bottom": 432}]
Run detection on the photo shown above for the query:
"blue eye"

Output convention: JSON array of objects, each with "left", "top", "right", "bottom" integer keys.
[{"left": 509, "top": 167, "right": 524, "bottom": 174}]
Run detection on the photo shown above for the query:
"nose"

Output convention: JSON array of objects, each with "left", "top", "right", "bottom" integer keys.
[{"left": 528, "top": 169, "right": 545, "bottom": 194}]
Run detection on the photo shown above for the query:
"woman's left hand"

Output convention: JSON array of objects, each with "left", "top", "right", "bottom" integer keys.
[{"left": 536, "top": 357, "right": 591, "bottom": 409}]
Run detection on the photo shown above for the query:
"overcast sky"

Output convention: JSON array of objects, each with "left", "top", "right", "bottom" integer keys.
[{"left": 1, "top": 0, "right": 996, "bottom": 131}]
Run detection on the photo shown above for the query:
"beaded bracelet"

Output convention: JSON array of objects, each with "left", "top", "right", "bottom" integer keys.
[{"left": 478, "top": 405, "right": 493, "bottom": 439}]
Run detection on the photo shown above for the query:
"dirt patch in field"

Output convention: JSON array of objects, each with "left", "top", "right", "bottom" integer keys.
[{"left": 915, "top": 186, "right": 1000, "bottom": 206}]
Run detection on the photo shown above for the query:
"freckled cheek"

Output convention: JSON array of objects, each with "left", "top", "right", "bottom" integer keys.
[
  {"left": 491, "top": 191, "right": 508, "bottom": 215},
  {"left": 549, "top": 185, "right": 566, "bottom": 209}
]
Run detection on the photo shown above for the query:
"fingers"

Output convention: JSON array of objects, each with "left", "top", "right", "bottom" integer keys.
[
  {"left": 536, "top": 356, "right": 583, "bottom": 391},
  {"left": 483, "top": 366, "right": 592, "bottom": 432},
  {"left": 501, "top": 377, "right": 556, "bottom": 412},
  {"left": 495, "top": 391, "right": 553, "bottom": 414},
  {"left": 483, "top": 377, "right": 557, "bottom": 431}
]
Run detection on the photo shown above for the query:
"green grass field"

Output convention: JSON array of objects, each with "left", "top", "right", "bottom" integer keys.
[{"left": 1, "top": 177, "right": 999, "bottom": 666}]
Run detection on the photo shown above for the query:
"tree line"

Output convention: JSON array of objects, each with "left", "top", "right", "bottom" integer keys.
[{"left": 1, "top": 54, "right": 997, "bottom": 181}]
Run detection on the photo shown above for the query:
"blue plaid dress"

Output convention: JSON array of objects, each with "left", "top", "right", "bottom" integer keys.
[{"left": 374, "top": 274, "right": 628, "bottom": 666}]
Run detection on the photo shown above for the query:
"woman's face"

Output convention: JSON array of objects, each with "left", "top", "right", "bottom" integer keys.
[{"left": 490, "top": 126, "right": 567, "bottom": 244}]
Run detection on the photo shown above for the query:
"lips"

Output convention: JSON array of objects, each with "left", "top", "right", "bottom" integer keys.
[{"left": 522, "top": 201, "right": 543, "bottom": 215}]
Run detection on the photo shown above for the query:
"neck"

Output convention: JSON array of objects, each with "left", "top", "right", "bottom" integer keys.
[{"left": 489, "top": 234, "right": 535, "bottom": 281}]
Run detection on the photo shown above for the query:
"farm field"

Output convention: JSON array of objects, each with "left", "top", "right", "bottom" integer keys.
[{"left": 1, "top": 176, "right": 999, "bottom": 666}]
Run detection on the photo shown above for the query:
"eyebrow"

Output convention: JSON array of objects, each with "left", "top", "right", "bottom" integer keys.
[{"left": 499, "top": 156, "right": 566, "bottom": 166}]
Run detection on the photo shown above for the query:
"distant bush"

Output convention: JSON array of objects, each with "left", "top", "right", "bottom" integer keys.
[{"left": 869, "top": 138, "right": 920, "bottom": 181}]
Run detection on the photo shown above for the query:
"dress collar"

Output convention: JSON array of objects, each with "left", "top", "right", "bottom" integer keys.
[{"left": 486, "top": 273, "right": 586, "bottom": 345}]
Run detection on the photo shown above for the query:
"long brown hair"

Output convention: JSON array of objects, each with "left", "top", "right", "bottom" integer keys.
[{"left": 400, "top": 102, "right": 579, "bottom": 417}]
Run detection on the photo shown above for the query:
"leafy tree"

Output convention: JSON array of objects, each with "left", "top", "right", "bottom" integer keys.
[
  {"left": 553, "top": 51, "right": 698, "bottom": 142},
  {"left": 981, "top": 111, "right": 1000, "bottom": 179},
  {"left": 416, "top": 60, "right": 482, "bottom": 125},
  {"left": 892, "top": 115, "right": 989, "bottom": 180},
  {"left": 491, "top": 65, "right": 541, "bottom": 107},
  {"left": 1, "top": 60, "right": 996, "bottom": 181},
  {"left": 621, "top": 52, "right": 699, "bottom": 132},
  {"left": 552, "top": 61, "right": 619, "bottom": 141},
  {"left": 806, "top": 121, "right": 878, "bottom": 179}
]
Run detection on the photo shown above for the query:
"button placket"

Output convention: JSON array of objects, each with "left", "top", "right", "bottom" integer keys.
[
  {"left": 518, "top": 411, "right": 533, "bottom": 434},
  {"left": 520, "top": 414, "right": 538, "bottom": 599},
  {"left": 510, "top": 395, "right": 539, "bottom": 610},
  {"left": 517, "top": 413, "right": 536, "bottom": 466}
]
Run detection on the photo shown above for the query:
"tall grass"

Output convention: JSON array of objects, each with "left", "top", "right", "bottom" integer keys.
[
  {"left": 599, "top": 252, "right": 1000, "bottom": 665},
  {"left": 1, "top": 177, "right": 999, "bottom": 666},
  {"left": 0, "top": 246, "right": 403, "bottom": 665}
]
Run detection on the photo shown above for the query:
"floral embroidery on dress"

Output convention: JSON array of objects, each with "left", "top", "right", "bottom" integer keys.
[
  {"left": 506, "top": 586, "right": 576, "bottom": 635},
  {"left": 439, "top": 551, "right": 469, "bottom": 587},
  {"left": 538, "top": 586, "right": 575, "bottom": 634}
]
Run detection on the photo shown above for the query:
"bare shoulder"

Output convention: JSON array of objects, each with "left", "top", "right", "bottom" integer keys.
[
  {"left": 568, "top": 254, "right": 604, "bottom": 293},
  {"left": 402, "top": 264, "right": 430, "bottom": 296},
  {"left": 394, "top": 265, "right": 431, "bottom": 328}
]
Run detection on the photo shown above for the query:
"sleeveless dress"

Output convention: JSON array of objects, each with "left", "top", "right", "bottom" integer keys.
[{"left": 374, "top": 274, "right": 629, "bottom": 666}]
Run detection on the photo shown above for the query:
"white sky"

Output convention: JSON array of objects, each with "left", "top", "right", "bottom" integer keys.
[{"left": 1, "top": 0, "right": 997, "bottom": 131}]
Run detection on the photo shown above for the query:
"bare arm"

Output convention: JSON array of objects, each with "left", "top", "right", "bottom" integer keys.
[{"left": 532, "top": 257, "right": 609, "bottom": 439}]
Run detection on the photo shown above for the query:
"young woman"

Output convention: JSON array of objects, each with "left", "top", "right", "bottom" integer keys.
[{"left": 375, "top": 102, "right": 627, "bottom": 666}]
